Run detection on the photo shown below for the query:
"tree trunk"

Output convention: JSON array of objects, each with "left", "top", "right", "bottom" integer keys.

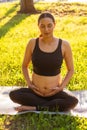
[{"left": 20, "top": 0, "right": 37, "bottom": 13}]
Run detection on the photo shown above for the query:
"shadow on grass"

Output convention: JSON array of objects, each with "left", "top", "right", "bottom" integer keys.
[
  {"left": 0, "top": 2, "right": 40, "bottom": 38},
  {"left": 0, "top": 13, "right": 29, "bottom": 38},
  {"left": 0, "top": 10, "right": 41, "bottom": 39},
  {"left": 0, "top": 3, "right": 19, "bottom": 21},
  {"left": 2, "top": 112, "right": 85, "bottom": 130}
]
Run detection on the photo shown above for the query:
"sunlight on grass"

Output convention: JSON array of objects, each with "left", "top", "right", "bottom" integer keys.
[{"left": 0, "top": 1, "right": 87, "bottom": 88}]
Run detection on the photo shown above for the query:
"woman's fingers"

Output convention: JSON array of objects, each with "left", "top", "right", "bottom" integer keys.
[
  {"left": 50, "top": 87, "right": 59, "bottom": 90},
  {"left": 29, "top": 84, "right": 39, "bottom": 91}
]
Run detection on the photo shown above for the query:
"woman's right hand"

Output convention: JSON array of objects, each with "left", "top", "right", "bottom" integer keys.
[{"left": 28, "top": 81, "right": 39, "bottom": 91}]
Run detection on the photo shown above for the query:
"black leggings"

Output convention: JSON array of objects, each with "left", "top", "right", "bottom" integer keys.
[{"left": 9, "top": 88, "right": 78, "bottom": 112}]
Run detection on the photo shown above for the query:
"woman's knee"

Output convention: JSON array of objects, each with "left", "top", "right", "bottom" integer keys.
[
  {"left": 69, "top": 96, "right": 78, "bottom": 108},
  {"left": 9, "top": 90, "right": 18, "bottom": 101},
  {"left": 9, "top": 88, "right": 23, "bottom": 100}
]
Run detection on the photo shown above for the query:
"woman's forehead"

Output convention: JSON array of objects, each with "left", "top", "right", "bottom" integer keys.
[{"left": 39, "top": 17, "right": 54, "bottom": 24}]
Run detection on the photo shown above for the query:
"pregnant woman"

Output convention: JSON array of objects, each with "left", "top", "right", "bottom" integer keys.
[{"left": 9, "top": 12, "right": 78, "bottom": 112}]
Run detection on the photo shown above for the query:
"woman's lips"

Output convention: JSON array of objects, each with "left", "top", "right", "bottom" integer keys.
[{"left": 44, "top": 33, "right": 49, "bottom": 35}]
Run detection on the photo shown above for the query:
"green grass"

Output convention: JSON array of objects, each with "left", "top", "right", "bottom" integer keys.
[
  {"left": 0, "top": 1, "right": 87, "bottom": 130},
  {"left": 0, "top": 113, "right": 87, "bottom": 130}
]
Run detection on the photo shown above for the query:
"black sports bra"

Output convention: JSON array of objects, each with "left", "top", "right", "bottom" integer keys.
[{"left": 32, "top": 38, "right": 63, "bottom": 76}]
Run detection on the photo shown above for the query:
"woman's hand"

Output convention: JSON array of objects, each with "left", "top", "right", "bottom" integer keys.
[
  {"left": 28, "top": 82, "right": 39, "bottom": 91},
  {"left": 50, "top": 86, "right": 63, "bottom": 93},
  {"left": 45, "top": 86, "right": 63, "bottom": 96}
]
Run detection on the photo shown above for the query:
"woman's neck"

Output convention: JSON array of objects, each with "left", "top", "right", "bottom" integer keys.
[{"left": 41, "top": 36, "right": 55, "bottom": 44}]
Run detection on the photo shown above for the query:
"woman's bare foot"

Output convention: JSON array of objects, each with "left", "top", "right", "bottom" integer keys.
[{"left": 14, "top": 105, "right": 36, "bottom": 112}]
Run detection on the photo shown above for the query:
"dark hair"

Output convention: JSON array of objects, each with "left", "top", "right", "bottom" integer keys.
[{"left": 38, "top": 12, "right": 55, "bottom": 25}]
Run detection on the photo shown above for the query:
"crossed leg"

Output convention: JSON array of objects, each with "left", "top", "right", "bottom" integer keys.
[{"left": 9, "top": 88, "right": 78, "bottom": 112}]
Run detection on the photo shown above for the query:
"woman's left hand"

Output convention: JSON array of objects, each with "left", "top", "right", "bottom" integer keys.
[
  {"left": 45, "top": 86, "right": 63, "bottom": 97},
  {"left": 50, "top": 86, "right": 63, "bottom": 93}
]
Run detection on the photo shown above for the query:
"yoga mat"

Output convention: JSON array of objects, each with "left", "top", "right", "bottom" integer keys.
[{"left": 0, "top": 87, "right": 87, "bottom": 118}]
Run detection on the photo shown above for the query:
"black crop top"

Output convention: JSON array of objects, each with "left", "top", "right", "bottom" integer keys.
[{"left": 32, "top": 38, "right": 63, "bottom": 76}]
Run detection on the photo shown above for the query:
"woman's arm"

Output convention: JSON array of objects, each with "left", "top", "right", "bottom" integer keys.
[
  {"left": 59, "top": 40, "right": 74, "bottom": 90},
  {"left": 22, "top": 39, "right": 35, "bottom": 88}
]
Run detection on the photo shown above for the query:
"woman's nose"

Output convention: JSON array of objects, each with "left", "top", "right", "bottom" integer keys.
[{"left": 45, "top": 27, "right": 49, "bottom": 32}]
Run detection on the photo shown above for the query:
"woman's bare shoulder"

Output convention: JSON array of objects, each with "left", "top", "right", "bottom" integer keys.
[
  {"left": 62, "top": 39, "right": 71, "bottom": 51},
  {"left": 27, "top": 38, "right": 37, "bottom": 52},
  {"left": 60, "top": 39, "right": 72, "bottom": 57},
  {"left": 62, "top": 39, "right": 70, "bottom": 47},
  {"left": 27, "top": 38, "right": 36, "bottom": 46}
]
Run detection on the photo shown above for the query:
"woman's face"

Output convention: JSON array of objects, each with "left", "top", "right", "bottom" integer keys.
[{"left": 38, "top": 17, "right": 55, "bottom": 38}]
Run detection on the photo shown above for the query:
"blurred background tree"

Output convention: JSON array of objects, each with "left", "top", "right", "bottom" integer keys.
[{"left": 19, "top": 0, "right": 37, "bottom": 13}]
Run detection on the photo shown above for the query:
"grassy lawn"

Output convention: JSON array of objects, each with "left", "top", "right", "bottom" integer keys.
[{"left": 0, "top": 1, "right": 87, "bottom": 129}]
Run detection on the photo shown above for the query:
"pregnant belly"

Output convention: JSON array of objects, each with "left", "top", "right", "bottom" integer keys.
[
  {"left": 33, "top": 85, "right": 58, "bottom": 97},
  {"left": 32, "top": 72, "right": 62, "bottom": 96}
]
